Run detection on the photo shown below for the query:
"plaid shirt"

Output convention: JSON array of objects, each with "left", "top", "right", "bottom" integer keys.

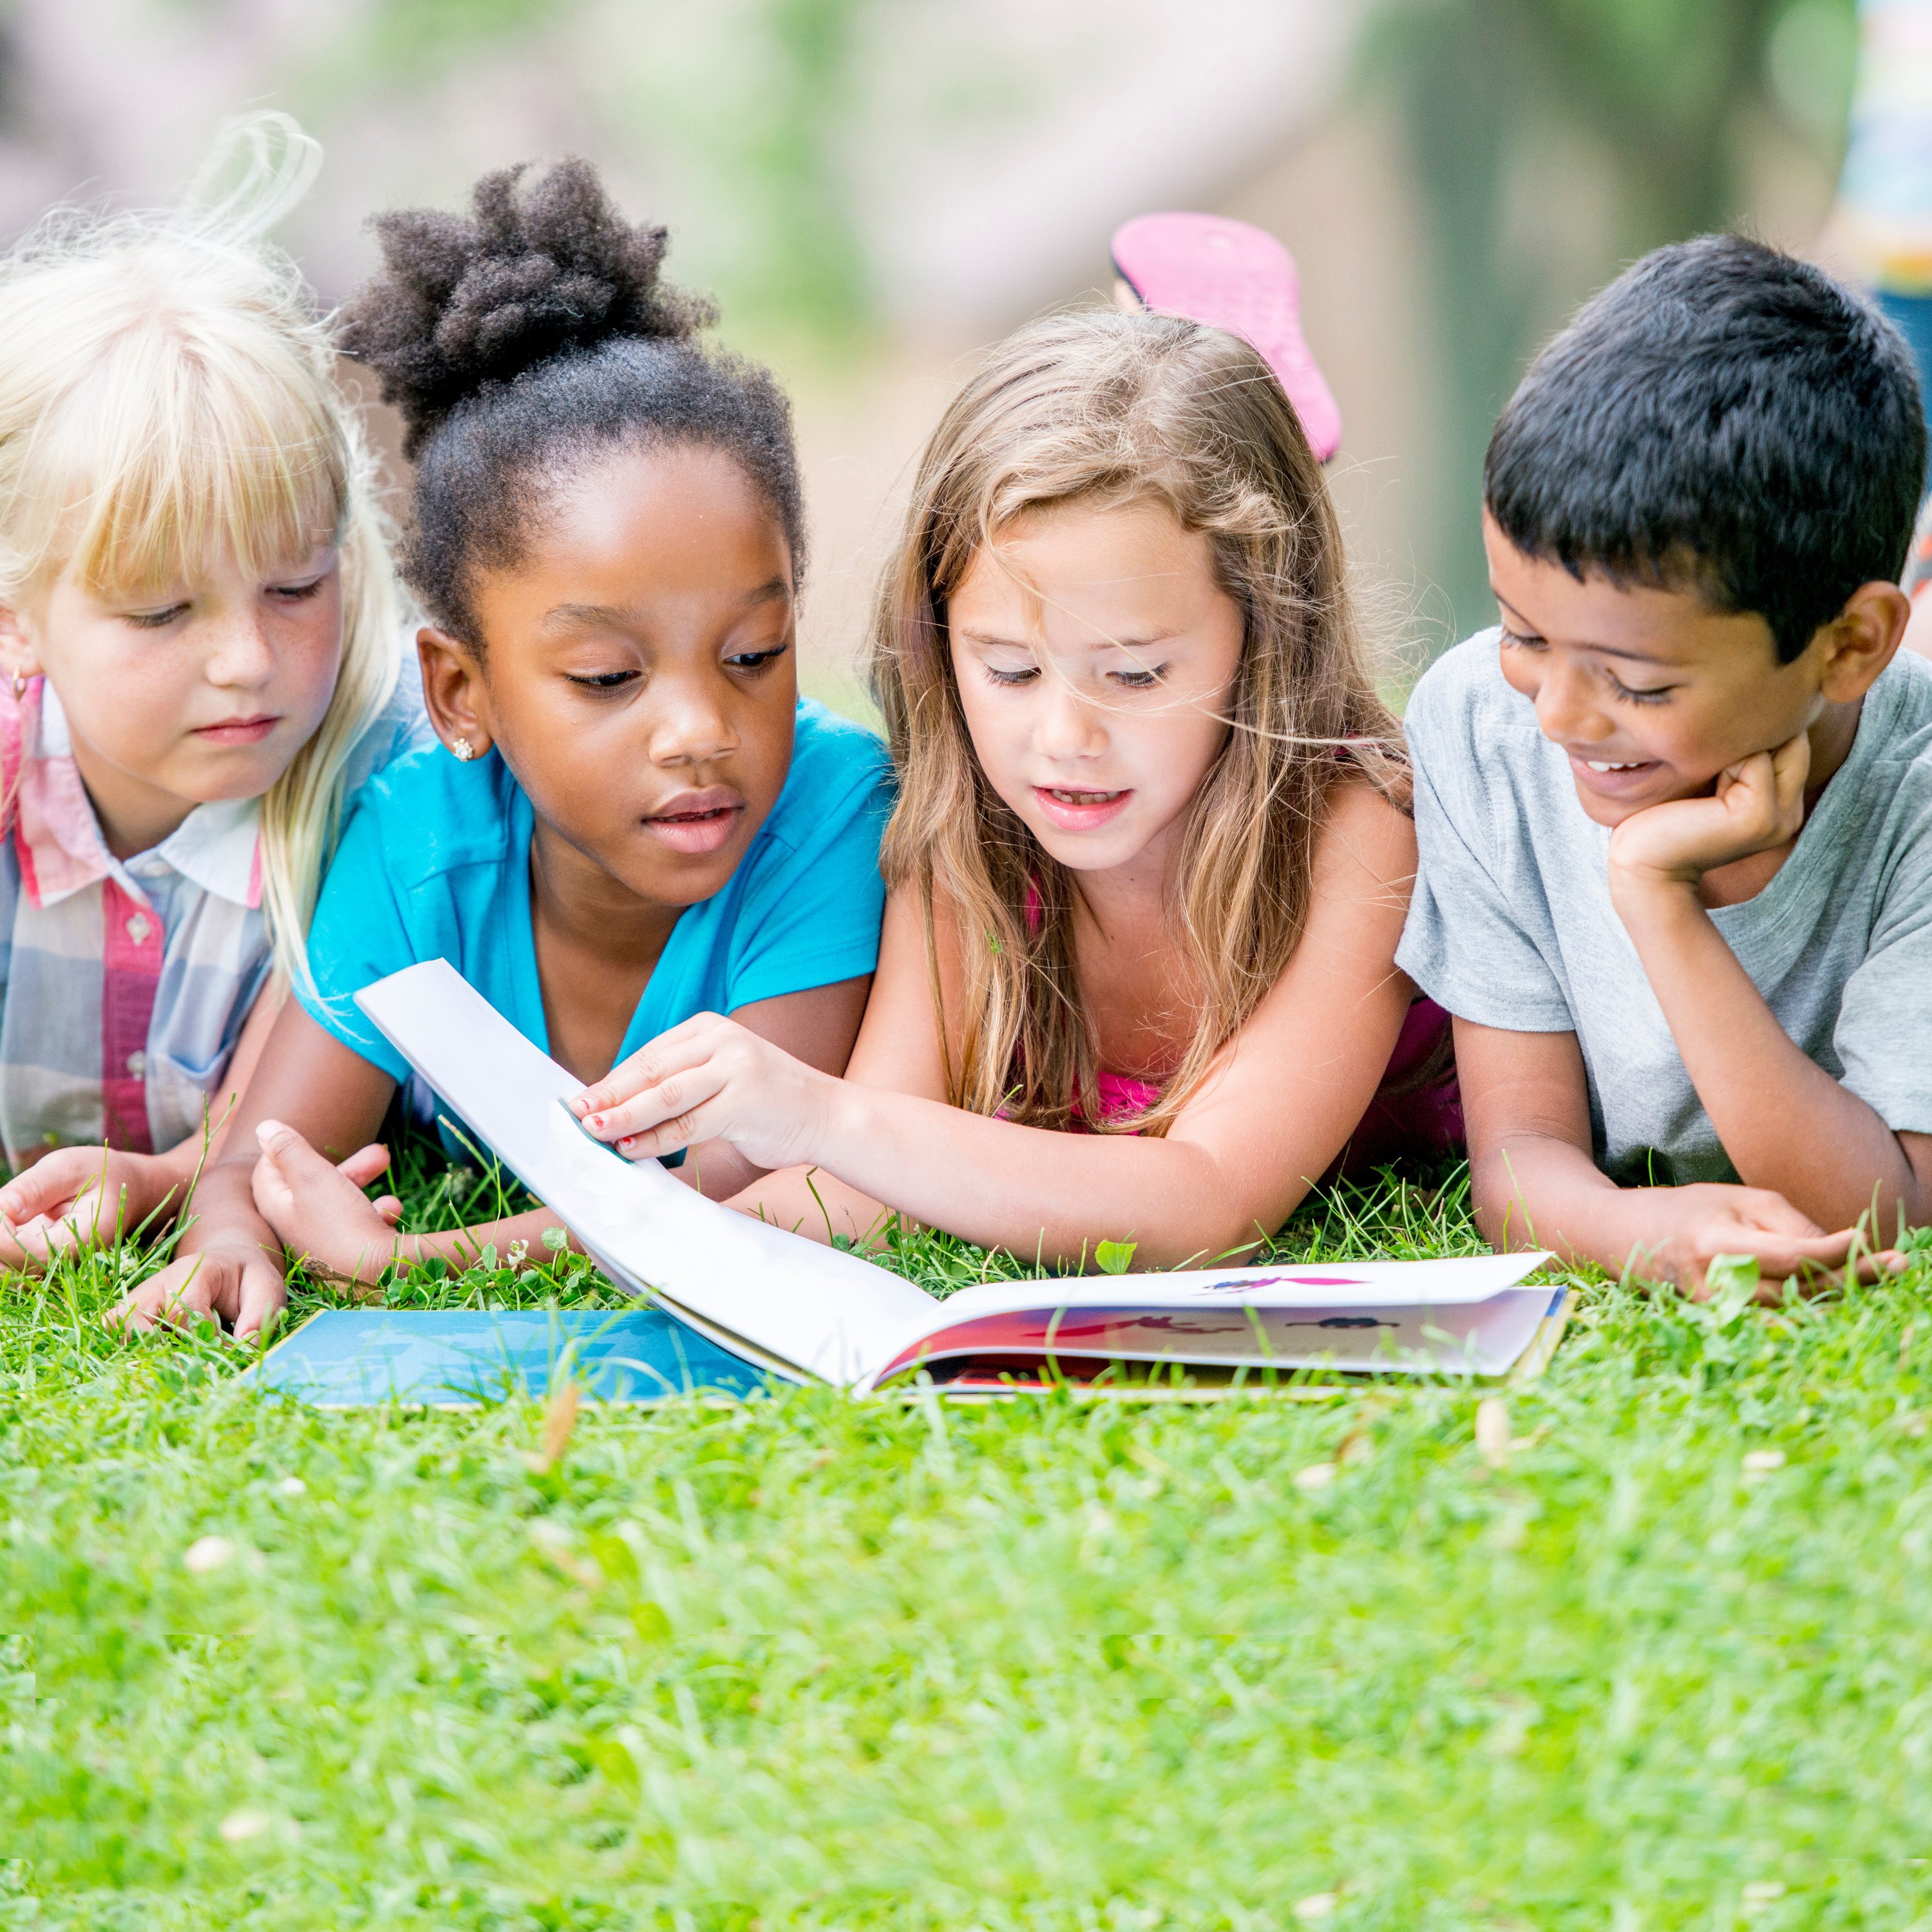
[{"left": 0, "top": 671, "right": 421, "bottom": 1171}]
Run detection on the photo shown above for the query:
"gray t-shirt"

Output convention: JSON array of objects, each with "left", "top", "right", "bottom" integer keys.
[{"left": 1396, "top": 630, "right": 1932, "bottom": 1185}]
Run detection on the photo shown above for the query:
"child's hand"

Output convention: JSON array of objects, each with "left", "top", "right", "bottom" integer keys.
[
  {"left": 111, "top": 1242, "right": 291, "bottom": 1340},
  {"left": 571, "top": 1014, "right": 838, "bottom": 1171},
  {"left": 104, "top": 1135, "right": 401, "bottom": 1338},
  {"left": 1607, "top": 730, "right": 1809, "bottom": 896},
  {"left": 1629, "top": 1180, "right": 1901, "bottom": 1296},
  {"left": 249, "top": 1122, "right": 404, "bottom": 1287},
  {"left": 1, "top": 1146, "right": 190, "bottom": 1264}
]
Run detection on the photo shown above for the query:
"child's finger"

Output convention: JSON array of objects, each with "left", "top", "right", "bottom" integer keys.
[
  {"left": 106, "top": 1291, "right": 156, "bottom": 1333},
  {"left": 5, "top": 1215, "right": 50, "bottom": 1262},
  {"left": 571, "top": 1016, "right": 732, "bottom": 1117},
  {"left": 1770, "top": 728, "right": 1811, "bottom": 788},
  {"left": 1738, "top": 1193, "right": 1828, "bottom": 1236},
  {"left": 232, "top": 1262, "right": 285, "bottom": 1341},
  {"left": 21, "top": 1212, "right": 84, "bottom": 1261},
  {"left": 250, "top": 1151, "right": 295, "bottom": 1226},
  {"left": 1718, "top": 750, "right": 1779, "bottom": 822},
  {"left": 581, "top": 1062, "right": 732, "bottom": 1142},
  {"left": 336, "top": 1142, "right": 393, "bottom": 1188},
  {"left": 1739, "top": 1231, "right": 1861, "bottom": 1280},
  {"left": 614, "top": 1091, "right": 723, "bottom": 1159},
  {"left": 1855, "top": 1248, "right": 1909, "bottom": 1282},
  {"left": 109, "top": 1261, "right": 219, "bottom": 1334},
  {"left": 0, "top": 1151, "right": 97, "bottom": 1228}
]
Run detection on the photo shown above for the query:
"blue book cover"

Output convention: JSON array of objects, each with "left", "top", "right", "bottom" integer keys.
[{"left": 251, "top": 1307, "right": 766, "bottom": 1408}]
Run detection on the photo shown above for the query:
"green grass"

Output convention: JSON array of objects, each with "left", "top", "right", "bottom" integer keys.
[{"left": 6, "top": 1151, "right": 1932, "bottom": 1929}]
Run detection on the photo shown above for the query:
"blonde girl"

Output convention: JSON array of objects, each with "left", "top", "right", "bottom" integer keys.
[
  {"left": 260, "top": 310, "right": 1457, "bottom": 1272},
  {"left": 0, "top": 115, "right": 415, "bottom": 1264}
]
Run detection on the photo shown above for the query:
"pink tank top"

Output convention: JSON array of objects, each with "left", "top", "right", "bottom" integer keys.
[{"left": 1019, "top": 882, "right": 1464, "bottom": 1168}]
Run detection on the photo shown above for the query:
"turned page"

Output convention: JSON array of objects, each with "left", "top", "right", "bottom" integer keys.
[{"left": 355, "top": 962, "right": 939, "bottom": 1385}]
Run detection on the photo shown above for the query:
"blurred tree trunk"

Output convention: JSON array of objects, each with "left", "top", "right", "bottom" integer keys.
[{"left": 1377, "top": 0, "right": 1822, "bottom": 641}]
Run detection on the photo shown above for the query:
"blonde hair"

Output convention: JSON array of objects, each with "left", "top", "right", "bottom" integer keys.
[
  {"left": 0, "top": 113, "right": 401, "bottom": 987},
  {"left": 871, "top": 310, "right": 1405, "bottom": 1136}
]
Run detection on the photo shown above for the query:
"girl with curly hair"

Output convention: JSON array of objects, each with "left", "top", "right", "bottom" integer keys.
[
  {"left": 124, "top": 158, "right": 891, "bottom": 1333},
  {"left": 550, "top": 311, "right": 1460, "bottom": 1268}
]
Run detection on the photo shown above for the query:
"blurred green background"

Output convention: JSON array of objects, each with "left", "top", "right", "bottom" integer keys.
[{"left": 0, "top": 0, "right": 1860, "bottom": 690}]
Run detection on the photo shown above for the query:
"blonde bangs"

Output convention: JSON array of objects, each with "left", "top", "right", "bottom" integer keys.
[
  {"left": 0, "top": 113, "right": 404, "bottom": 993},
  {"left": 43, "top": 304, "right": 348, "bottom": 603}
]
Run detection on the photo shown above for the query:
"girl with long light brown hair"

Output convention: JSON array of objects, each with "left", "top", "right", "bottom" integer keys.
[{"left": 498, "top": 310, "right": 1454, "bottom": 1265}]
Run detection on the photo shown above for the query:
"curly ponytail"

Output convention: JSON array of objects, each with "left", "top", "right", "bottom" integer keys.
[{"left": 341, "top": 158, "right": 804, "bottom": 647}]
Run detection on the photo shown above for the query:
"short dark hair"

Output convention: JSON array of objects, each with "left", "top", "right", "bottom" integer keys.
[
  {"left": 1483, "top": 233, "right": 1926, "bottom": 664},
  {"left": 341, "top": 158, "right": 804, "bottom": 648}
]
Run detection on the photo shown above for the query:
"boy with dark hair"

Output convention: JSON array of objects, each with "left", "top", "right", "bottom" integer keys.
[{"left": 1399, "top": 233, "right": 1932, "bottom": 1289}]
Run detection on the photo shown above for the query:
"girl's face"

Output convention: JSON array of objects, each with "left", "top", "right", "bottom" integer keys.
[
  {"left": 439, "top": 442, "right": 798, "bottom": 908},
  {"left": 0, "top": 544, "right": 343, "bottom": 837},
  {"left": 947, "top": 497, "right": 1244, "bottom": 878}
]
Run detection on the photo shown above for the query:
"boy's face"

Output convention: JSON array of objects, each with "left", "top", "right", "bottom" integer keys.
[{"left": 1484, "top": 513, "right": 1831, "bottom": 830}]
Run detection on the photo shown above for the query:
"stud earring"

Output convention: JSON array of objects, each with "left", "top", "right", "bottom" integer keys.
[{"left": 450, "top": 735, "right": 475, "bottom": 762}]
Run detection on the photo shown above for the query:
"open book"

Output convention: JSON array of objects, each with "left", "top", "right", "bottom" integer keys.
[{"left": 353, "top": 962, "right": 1562, "bottom": 1395}]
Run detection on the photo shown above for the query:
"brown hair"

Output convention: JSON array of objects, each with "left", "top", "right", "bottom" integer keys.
[{"left": 869, "top": 308, "right": 1404, "bottom": 1136}]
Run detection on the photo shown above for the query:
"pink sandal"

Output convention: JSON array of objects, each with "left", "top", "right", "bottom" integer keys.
[{"left": 1110, "top": 212, "right": 1342, "bottom": 462}]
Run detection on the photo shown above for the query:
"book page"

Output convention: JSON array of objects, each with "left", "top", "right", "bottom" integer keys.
[
  {"left": 931, "top": 1254, "right": 1546, "bottom": 1316},
  {"left": 355, "top": 962, "right": 938, "bottom": 1385}
]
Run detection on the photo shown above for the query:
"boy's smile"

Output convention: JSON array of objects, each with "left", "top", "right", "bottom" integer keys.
[{"left": 1482, "top": 511, "right": 1855, "bottom": 831}]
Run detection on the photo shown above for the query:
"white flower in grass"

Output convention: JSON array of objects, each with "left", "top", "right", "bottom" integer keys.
[
  {"left": 507, "top": 1240, "right": 529, "bottom": 1267},
  {"left": 274, "top": 1477, "right": 306, "bottom": 1498},
  {"left": 218, "top": 1808, "right": 269, "bottom": 1843},
  {"left": 1293, "top": 1895, "right": 1338, "bottom": 1921},
  {"left": 184, "top": 1535, "right": 234, "bottom": 1573},
  {"left": 1293, "top": 1463, "right": 1336, "bottom": 1492},
  {"left": 1475, "top": 1397, "right": 1511, "bottom": 1470},
  {"left": 1743, "top": 1448, "right": 1786, "bottom": 1475}
]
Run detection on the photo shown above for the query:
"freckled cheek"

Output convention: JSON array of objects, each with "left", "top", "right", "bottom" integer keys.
[
  {"left": 263, "top": 582, "right": 343, "bottom": 694},
  {"left": 70, "top": 645, "right": 204, "bottom": 766}
]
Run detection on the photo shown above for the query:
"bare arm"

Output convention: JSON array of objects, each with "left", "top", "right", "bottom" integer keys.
[
  {"left": 1605, "top": 734, "right": 1932, "bottom": 1235},
  {"left": 1612, "top": 873, "right": 1932, "bottom": 1232},
  {"left": 1456, "top": 1016, "right": 1884, "bottom": 1291},
  {"left": 582, "top": 785, "right": 1421, "bottom": 1267}
]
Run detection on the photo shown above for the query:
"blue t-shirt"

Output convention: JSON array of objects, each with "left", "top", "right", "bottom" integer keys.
[{"left": 299, "top": 699, "right": 893, "bottom": 1128}]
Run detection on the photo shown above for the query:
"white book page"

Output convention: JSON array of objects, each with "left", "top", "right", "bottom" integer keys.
[
  {"left": 930, "top": 1253, "right": 1548, "bottom": 1318},
  {"left": 355, "top": 962, "right": 937, "bottom": 1385}
]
